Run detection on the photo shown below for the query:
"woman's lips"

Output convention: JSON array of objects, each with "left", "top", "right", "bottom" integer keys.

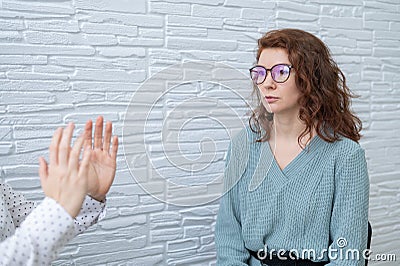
[{"left": 265, "top": 96, "right": 279, "bottom": 103}]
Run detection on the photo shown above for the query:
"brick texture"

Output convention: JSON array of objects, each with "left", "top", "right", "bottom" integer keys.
[{"left": 0, "top": 0, "right": 399, "bottom": 265}]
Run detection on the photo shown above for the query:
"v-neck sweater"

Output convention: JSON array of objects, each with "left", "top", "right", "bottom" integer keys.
[{"left": 215, "top": 127, "right": 369, "bottom": 266}]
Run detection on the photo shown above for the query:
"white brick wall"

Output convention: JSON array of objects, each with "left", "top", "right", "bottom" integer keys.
[{"left": 0, "top": 0, "right": 399, "bottom": 265}]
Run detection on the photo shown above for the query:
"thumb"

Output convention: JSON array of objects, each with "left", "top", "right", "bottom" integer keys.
[{"left": 38, "top": 157, "right": 48, "bottom": 184}]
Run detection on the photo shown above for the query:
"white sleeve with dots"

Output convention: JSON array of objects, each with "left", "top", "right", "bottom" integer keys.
[
  {"left": 0, "top": 181, "right": 106, "bottom": 265},
  {"left": 73, "top": 196, "right": 106, "bottom": 234},
  {"left": 0, "top": 196, "right": 76, "bottom": 265}
]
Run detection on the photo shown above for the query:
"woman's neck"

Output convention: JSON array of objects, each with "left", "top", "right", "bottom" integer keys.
[{"left": 269, "top": 114, "right": 315, "bottom": 145}]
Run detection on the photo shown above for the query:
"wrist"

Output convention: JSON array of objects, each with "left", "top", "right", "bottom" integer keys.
[{"left": 89, "top": 193, "right": 106, "bottom": 203}]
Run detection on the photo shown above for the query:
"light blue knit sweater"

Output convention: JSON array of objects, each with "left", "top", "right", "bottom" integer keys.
[{"left": 215, "top": 127, "right": 369, "bottom": 266}]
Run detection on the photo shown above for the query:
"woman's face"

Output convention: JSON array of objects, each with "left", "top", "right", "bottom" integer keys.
[{"left": 256, "top": 48, "right": 302, "bottom": 117}]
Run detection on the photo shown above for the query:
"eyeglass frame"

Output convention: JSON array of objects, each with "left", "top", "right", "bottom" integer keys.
[{"left": 249, "top": 64, "right": 293, "bottom": 85}]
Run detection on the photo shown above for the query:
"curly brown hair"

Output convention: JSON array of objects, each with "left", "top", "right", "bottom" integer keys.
[{"left": 249, "top": 28, "right": 362, "bottom": 144}]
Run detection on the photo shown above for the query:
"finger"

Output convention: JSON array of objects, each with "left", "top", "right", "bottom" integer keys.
[
  {"left": 58, "top": 123, "right": 75, "bottom": 165},
  {"left": 38, "top": 157, "right": 49, "bottom": 182},
  {"left": 79, "top": 146, "right": 91, "bottom": 177},
  {"left": 111, "top": 135, "right": 119, "bottom": 160},
  {"left": 103, "top": 121, "right": 112, "bottom": 153},
  {"left": 94, "top": 116, "right": 104, "bottom": 149},
  {"left": 69, "top": 134, "right": 85, "bottom": 171},
  {"left": 49, "top": 127, "right": 63, "bottom": 165},
  {"left": 84, "top": 119, "right": 93, "bottom": 149}
]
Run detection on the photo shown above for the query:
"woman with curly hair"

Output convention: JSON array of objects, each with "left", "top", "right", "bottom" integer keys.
[{"left": 215, "top": 29, "right": 369, "bottom": 266}]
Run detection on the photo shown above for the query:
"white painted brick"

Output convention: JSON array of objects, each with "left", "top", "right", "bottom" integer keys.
[
  {"left": 364, "top": 21, "right": 390, "bottom": 30},
  {"left": 77, "top": 11, "right": 164, "bottom": 27},
  {"left": 26, "top": 20, "right": 79, "bottom": 33},
  {"left": 374, "top": 30, "right": 400, "bottom": 40},
  {"left": 12, "top": 125, "right": 60, "bottom": 139},
  {"left": 223, "top": 18, "right": 266, "bottom": 28},
  {"left": 150, "top": 228, "right": 183, "bottom": 242},
  {"left": 276, "top": 1, "right": 319, "bottom": 14},
  {"left": 97, "top": 47, "right": 145, "bottom": 57},
  {"left": 151, "top": 0, "right": 223, "bottom": 5},
  {"left": 322, "top": 29, "right": 373, "bottom": 41},
  {"left": 34, "top": 65, "right": 73, "bottom": 74},
  {"left": 0, "top": 114, "right": 62, "bottom": 125},
  {"left": 57, "top": 91, "right": 105, "bottom": 105},
  {"left": 275, "top": 21, "right": 320, "bottom": 32},
  {"left": 2, "top": 1, "right": 74, "bottom": 14},
  {"left": 0, "top": 143, "right": 13, "bottom": 155},
  {"left": 139, "top": 28, "right": 164, "bottom": 38},
  {"left": 168, "top": 15, "right": 223, "bottom": 29},
  {"left": 167, "top": 37, "right": 237, "bottom": 51},
  {"left": 0, "top": 44, "right": 95, "bottom": 55},
  {"left": 0, "top": 18, "right": 24, "bottom": 30},
  {"left": 0, "top": 92, "right": 56, "bottom": 104},
  {"left": 15, "top": 139, "right": 49, "bottom": 154},
  {"left": 167, "top": 238, "right": 199, "bottom": 252},
  {"left": 310, "top": 0, "right": 363, "bottom": 5},
  {"left": 99, "top": 215, "right": 147, "bottom": 230},
  {"left": 25, "top": 31, "right": 117, "bottom": 46},
  {"left": 0, "top": 80, "right": 68, "bottom": 91},
  {"left": 8, "top": 104, "right": 74, "bottom": 114},
  {"left": 391, "top": 22, "right": 400, "bottom": 31},
  {"left": 75, "top": 0, "right": 146, "bottom": 13},
  {"left": 150, "top": 2, "right": 191, "bottom": 15},
  {"left": 225, "top": 0, "right": 267, "bottom": 7},
  {"left": 0, "top": 10, "right": 69, "bottom": 19},
  {"left": 365, "top": 11, "right": 400, "bottom": 22},
  {"left": 80, "top": 22, "right": 138, "bottom": 37},
  {"left": 49, "top": 57, "right": 145, "bottom": 70},
  {"left": 73, "top": 246, "right": 164, "bottom": 264},
  {"left": 277, "top": 10, "right": 318, "bottom": 21},
  {"left": 241, "top": 8, "right": 275, "bottom": 20},
  {"left": 320, "top": 16, "right": 363, "bottom": 29},
  {"left": 7, "top": 71, "right": 69, "bottom": 81},
  {"left": 192, "top": 4, "right": 241, "bottom": 18},
  {"left": 167, "top": 254, "right": 216, "bottom": 265},
  {"left": 373, "top": 47, "right": 400, "bottom": 57},
  {"left": 0, "top": 31, "right": 22, "bottom": 41},
  {"left": 72, "top": 69, "right": 146, "bottom": 83},
  {"left": 167, "top": 26, "right": 208, "bottom": 37},
  {"left": 120, "top": 203, "right": 165, "bottom": 215},
  {"left": 63, "top": 112, "right": 118, "bottom": 123},
  {"left": 184, "top": 225, "right": 212, "bottom": 238},
  {"left": 0, "top": 55, "right": 46, "bottom": 65},
  {"left": 323, "top": 37, "right": 357, "bottom": 48},
  {"left": 117, "top": 36, "right": 164, "bottom": 47}
]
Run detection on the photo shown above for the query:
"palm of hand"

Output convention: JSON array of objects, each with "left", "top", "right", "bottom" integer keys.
[
  {"left": 87, "top": 148, "right": 116, "bottom": 201},
  {"left": 85, "top": 117, "right": 118, "bottom": 202}
]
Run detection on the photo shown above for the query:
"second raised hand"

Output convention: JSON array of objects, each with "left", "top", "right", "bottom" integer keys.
[{"left": 84, "top": 116, "right": 118, "bottom": 202}]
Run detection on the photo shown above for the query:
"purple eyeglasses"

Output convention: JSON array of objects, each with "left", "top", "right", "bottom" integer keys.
[{"left": 249, "top": 64, "right": 293, "bottom": 84}]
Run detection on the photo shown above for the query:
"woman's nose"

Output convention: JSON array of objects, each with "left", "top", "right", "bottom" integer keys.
[{"left": 259, "top": 73, "right": 276, "bottom": 91}]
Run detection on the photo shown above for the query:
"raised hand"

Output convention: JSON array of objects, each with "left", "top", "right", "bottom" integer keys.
[
  {"left": 84, "top": 116, "right": 118, "bottom": 202},
  {"left": 39, "top": 123, "right": 91, "bottom": 218}
]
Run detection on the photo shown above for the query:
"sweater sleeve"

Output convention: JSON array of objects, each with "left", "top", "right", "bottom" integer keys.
[
  {"left": 326, "top": 147, "right": 369, "bottom": 266},
  {"left": 215, "top": 142, "right": 250, "bottom": 265}
]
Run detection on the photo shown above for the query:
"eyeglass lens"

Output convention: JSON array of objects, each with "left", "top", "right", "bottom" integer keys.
[{"left": 250, "top": 64, "right": 291, "bottom": 84}]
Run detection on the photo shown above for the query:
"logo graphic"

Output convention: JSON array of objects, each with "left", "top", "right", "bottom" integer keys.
[
  {"left": 123, "top": 60, "right": 258, "bottom": 206},
  {"left": 337, "top": 237, "right": 348, "bottom": 248}
]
